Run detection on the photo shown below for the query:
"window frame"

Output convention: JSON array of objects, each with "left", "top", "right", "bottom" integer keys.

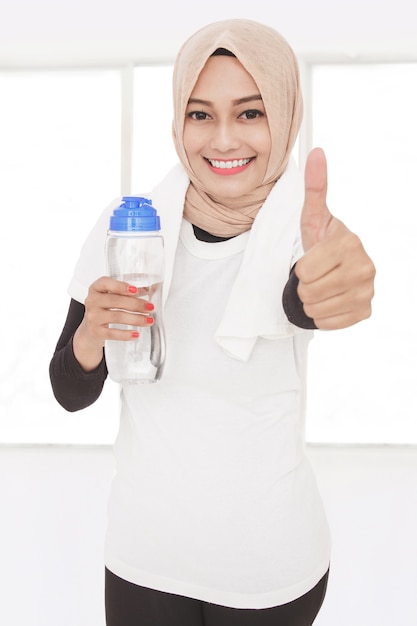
[{"left": 0, "top": 57, "right": 415, "bottom": 445}]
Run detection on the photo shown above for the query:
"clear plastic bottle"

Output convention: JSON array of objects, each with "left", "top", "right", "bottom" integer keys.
[{"left": 104, "top": 196, "right": 165, "bottom": 384}]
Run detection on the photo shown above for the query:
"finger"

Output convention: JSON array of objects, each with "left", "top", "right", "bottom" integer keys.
[
  {"left": 297, "top": 240, "right": 374, "bottom": 309},
  {"left": 104, "top": 291, "right": 155, "bottom": 314},
  {"left": 85, "top": 290, "right": 153, "bottom": 317},
  {"left": 107, "top": 309, "right": 154, "bottom": 328},
  {"left": 297, "top": 271, "right": 348, "bottom": 309},
  {"left": 312, "top": 312, "right": 361, "bottom": 331},
  {"left": 88, "top": 277, "right": 155, "bottom": 312},
  {"left": 301, "top": 147, "right": 332, "bottom": 250},
  {"left": 83, "top": 306, "right": 154, "bottom": 346},
  {"left": 304, "top": 147, "right": 328, "bottom": 212},
  {"left": 92, "top": 275, "right": 141, "bottom": 296},
  {"left": 308, "top": 305, "right": 373, "bottom": 330},
  {"left": 298, "top": 274, "right": 374, "bottom": 329},
  {"left": 303, "top": 293, "right": 353, "bottom": 327},
  {"left": 295, "top": 235, "right": 342, "bottom": 285},
  {"left": 297, "top": 262, "right": 375, "bottom": 329}
]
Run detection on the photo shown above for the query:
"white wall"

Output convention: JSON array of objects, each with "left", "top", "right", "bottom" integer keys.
[
  {"left": 1, "top": 0, "right": 417, "bottom": 66},
  {"left": 1, "top": 444, "right": 416, "bottom": 626}
]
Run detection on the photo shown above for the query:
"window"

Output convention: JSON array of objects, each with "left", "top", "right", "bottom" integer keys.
[
  {"left": 1, "top": 62, "right": 415, "bottom": 444},
  {"left": 131, "top": 66, "right": 177, "bottom": 192},
  {"left": 0, "top": 69, "right": 121, "bottom": 443},
  {"left": 0, "top": 66, "right": 176, "bottom": 444},
  {"left": 305, "top": 63, "right": 417, "bottom": 443}
]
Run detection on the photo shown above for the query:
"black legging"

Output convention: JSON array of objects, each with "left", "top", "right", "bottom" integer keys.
[{"left": 105, "top": 567, "right": 329, "bottom": 626}]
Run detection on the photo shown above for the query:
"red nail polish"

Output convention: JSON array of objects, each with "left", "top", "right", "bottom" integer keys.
[
  {"left": 145, "top": 302, "right": 154, "bottom": 311},
  {"left": 146, "top": 317, "right": 154, "bottom": 325},
  {"left": 131, "top": 331, "right": 139, "bottom": 338},
  {"left": 127, "top": 285, "right": 138, "bottom": 294}
]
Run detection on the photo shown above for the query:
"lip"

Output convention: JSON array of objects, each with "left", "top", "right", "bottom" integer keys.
[{"left": 205, "top": 158, "right": 254, "bottom": 176}]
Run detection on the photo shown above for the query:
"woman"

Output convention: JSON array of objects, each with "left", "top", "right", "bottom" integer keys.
[{"left": 50, "top": 18, "right": 375, "bottom": 626}]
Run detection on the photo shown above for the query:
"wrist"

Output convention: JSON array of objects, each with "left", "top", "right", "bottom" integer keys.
[{"left": 73, "top": 323, "right": 105, "bottom": 372}]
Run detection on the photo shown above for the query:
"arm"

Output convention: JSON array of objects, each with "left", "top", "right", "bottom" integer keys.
[
  {"left": 49, "top": 299, "right": 108, "bottom": 412},
  {"left": 50, "top": 276, "right": 157, "bottom": 411}
]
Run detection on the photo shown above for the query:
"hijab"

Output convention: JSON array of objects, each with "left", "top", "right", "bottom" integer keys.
[{"left": 172, "top": 18, "right": 303, "bottom": 237}]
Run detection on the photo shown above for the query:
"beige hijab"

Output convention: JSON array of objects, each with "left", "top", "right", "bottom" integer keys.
[{"left": 172, "top": 18, "right": 303, "bottom": 237}]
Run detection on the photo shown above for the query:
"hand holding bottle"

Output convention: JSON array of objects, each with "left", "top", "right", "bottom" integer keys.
[{"left": 73, "top": 276, "right": 155, "bottom": 372}]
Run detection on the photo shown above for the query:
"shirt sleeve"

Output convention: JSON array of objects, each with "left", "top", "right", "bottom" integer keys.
[
  {"left": 49, "top": 299, "right": 108, "bottom": 412},
  {"left": 282, "top": 264, "right": 317, "bottom": 330}
]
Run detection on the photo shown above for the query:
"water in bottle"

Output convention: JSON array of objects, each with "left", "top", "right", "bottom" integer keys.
[{"left": 104, "top": 196, "right": 165, "bottom": 384}]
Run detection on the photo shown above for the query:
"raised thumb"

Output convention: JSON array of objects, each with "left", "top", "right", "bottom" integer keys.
[{"left": 301, "top": 147, "right": 332, "bottom": 251}]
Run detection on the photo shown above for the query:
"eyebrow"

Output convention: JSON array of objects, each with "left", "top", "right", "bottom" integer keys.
[{"left": 187, "top": 94, "right": 263, "bottom": 107}]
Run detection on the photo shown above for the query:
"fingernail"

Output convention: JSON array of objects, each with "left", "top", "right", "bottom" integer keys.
[
  {"left": 131, "top": 331, "right": 139, "bottom": 338},
  {"left": 145, "top": 302, "right": 154, "bottom": 311},
  {"left": 146, "top": 317, "right": 154, "bottom": 325},
  {"left": 127, "top": 285, "right": 138, "bottom": 294}
]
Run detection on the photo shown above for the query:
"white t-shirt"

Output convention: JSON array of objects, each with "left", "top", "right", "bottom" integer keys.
[{"left": 69, "top": 214, "right": 331, "bottom": 609}]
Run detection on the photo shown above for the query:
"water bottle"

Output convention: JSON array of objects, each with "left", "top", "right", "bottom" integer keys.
[{"left": 104, "top": 196, "right": 165, "bottom": 384}]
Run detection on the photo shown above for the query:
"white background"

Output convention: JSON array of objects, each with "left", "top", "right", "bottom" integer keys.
[{"left": 1, "top": 2, "right": 416, "bottom": 625}]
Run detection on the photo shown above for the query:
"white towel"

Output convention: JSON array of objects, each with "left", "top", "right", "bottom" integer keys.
[{"left": 151, "top": 158, "right": 307, "bottom": 362}]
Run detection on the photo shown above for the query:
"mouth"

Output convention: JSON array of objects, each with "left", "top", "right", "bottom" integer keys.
[{"left": 205, "top": 157, "right": 254, "bottom": 176}]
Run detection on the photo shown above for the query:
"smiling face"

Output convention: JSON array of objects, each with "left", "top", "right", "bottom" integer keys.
[{"left": 183, "top": 55, "right": 272, "bottom": 203}]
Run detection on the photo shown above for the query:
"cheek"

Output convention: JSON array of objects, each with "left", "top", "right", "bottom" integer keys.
[
  {"left": 182, "top": 125, "right": 199, "bottom": 159},
  {"left": 183, "top": 122, "right": 212, "bottom": 161},
  {"left": 180, "top": 128, "right": 195, "bottom": 170},
  {"left": 258, "top": 126, "right": 272, "bottom": 156}
]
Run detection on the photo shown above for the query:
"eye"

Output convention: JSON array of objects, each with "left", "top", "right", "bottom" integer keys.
[
  {"left": 239, "top": 109, "right": 264, "bottom": 120},
  {"left": 187, "top": 110, "right": 211, "bottom": 121}
]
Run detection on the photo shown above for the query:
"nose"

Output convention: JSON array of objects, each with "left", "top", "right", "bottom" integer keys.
[{"left": 209, "top": 121, "right": 240, "bottom": 152}]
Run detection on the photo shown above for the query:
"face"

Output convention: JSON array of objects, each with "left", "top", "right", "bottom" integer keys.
[{"left": 183, "top": 55, "right": 271, "bottom": 202}]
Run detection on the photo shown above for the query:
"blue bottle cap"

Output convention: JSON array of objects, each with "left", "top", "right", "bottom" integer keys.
[{"left": 109, "top": 196, "right": 161, "bottom": 231}]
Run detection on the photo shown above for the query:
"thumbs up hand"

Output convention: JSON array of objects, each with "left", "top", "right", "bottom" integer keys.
[{"left": 295, "top": 148, "right": 375, "bottom": 330}]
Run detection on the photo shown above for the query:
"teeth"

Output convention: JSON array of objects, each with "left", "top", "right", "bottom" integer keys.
[{"left": 208, "top": 158, "right": 251, "bottom": 169}]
